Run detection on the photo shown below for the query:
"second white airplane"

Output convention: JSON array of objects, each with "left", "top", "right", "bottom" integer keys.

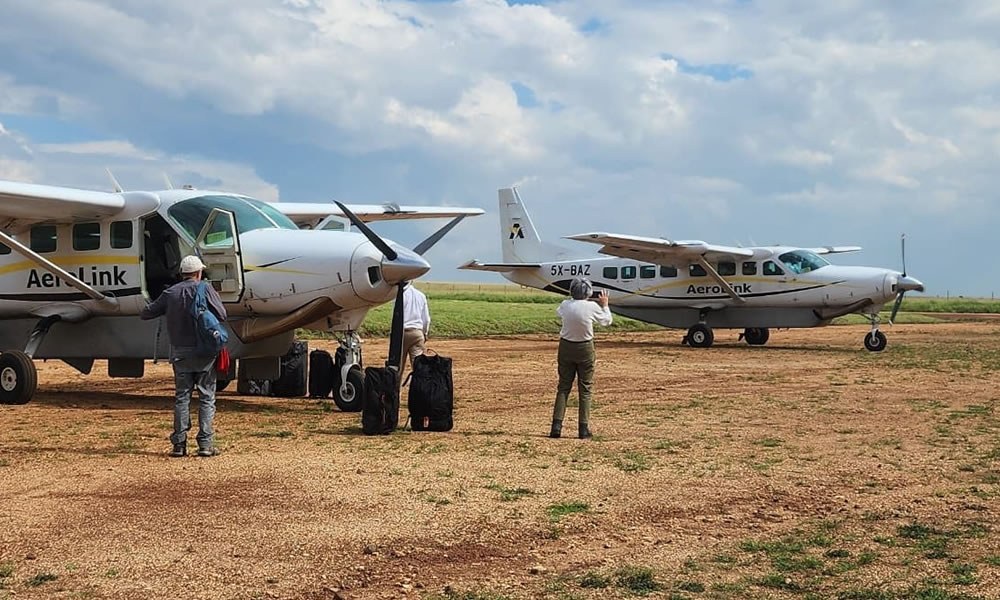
[{"left": 461, "top": 188, "right": 924, "bottom": 351}]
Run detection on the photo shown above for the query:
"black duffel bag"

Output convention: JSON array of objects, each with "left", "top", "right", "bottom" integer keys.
[
  {"left": 362, "top": 366, "right": 399, "bottom": 435},
  {"left": 406, "top": 351, "right": 453, "bottom": 432}
]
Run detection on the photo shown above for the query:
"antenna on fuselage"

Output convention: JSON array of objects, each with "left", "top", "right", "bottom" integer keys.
[
  {"left": 162, "top": 173, "right": 174, "bottom": 190},
  {"left": 105, "top": 168, "right": 124, "bottom": 193}
]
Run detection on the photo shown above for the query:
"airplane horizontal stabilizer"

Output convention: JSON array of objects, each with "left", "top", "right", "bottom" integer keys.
[{"left": 457, "top": 260, "right": 541, "bottom": 272}]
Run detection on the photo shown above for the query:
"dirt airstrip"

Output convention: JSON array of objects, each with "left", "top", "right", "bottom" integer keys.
[{"left": 1, "top": 323, "right": 999, "bottom": 599}]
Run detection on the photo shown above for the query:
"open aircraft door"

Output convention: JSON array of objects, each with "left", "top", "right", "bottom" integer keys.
[{"left": 194, "top": 208, "right": 245, "bottom": 302}]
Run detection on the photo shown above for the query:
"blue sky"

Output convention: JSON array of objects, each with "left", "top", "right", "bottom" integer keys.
[{"left": 0, "top": 0, "right": 998, "bottom": 296}]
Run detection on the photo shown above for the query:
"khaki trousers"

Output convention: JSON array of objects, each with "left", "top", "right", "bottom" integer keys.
[
  {"left": 400, "top": 328, "right": 426, "bottom": 377},
  {"left": 552, "top": 338, "right": 595, "bottom": 426}
]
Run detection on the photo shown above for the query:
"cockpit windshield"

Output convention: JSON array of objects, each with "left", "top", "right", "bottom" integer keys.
[
  {"left": 167, "top": 195, "right": 298, "bottom": 240},
  {"left": 778, "top": 250, "right": 830, "bottom": 274}
]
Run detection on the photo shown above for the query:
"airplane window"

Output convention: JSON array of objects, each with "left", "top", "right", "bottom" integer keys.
[
  {"left": 73, "top": 223, "right": 101, "bottom": 251},
  {"left": 778, "top": 250, "right": 829, "bottom": 274},
  {"left": 718, "top": 262, "right": 736, "bottom": 276},
  {"left": 0, "top": 242, "right": 10, "bottom": 255},
  {"left": 659, "top": 265, "right": 677, "bottom": 278},
  {"left": 639, "top": 265, "right": 656, "bottom": 279},
  {"left": 689, "top": 264, "right": 707, "bottom": 277},
  {"left": 621, "top": 266, "right": 637, "bottom": 279},
  {"left": 111, "top": 221, "right": 133, "bottom": 249},
  {"left": 742, "top": 262, "right": 757, "bottom": 275},
  {"left": 168, "top": 195, "right": 298, "bottom": 241},
  {"left": 30, "top": 225, "right": 57, "bottom": 253},
  {"left": 763, "top": 260, "right": 784, "bottom": 276},
  {"left": 603, "top": 266, "right": 618, "bottom": 279}
]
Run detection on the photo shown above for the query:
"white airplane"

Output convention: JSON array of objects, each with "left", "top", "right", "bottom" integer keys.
[
  {"left": 0, "top": 178, "right": 482, "bottom": 407},
  {"left": 461, "top": 188, "right": 924, "bottom": 351}
]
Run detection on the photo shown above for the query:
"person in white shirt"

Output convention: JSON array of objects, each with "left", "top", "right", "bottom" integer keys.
[
  {"left": 399, "top": 282, "right": 431, "bottom": 376},
  {"left": 551, "top": 278, "right": 612, "bottom": 439}
]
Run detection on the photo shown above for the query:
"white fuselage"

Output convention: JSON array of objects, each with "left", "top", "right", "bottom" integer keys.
[{"left": 501, "top": 248, "right": 902, "bottom": 329}]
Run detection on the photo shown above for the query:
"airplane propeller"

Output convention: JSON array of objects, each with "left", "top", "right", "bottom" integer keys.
[
  {"left": 888, "top": 233, "right": 924, "bottom": 325},
  {"left": 334, "top": 201, "right": 429, "bottom": 370}
]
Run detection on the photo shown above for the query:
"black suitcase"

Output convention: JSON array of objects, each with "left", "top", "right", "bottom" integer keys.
[
  {"left": 308, "top": 349, "right": 335, "bottom": 398},
  {"left": 407, "top": 352, "right": 453, "bottom": 431},
  {"left": 272, "top": 340, "right": 308, "bottom": 397},
  {"left": 362, "top": 367, "right": 399, "bottom": 435}
]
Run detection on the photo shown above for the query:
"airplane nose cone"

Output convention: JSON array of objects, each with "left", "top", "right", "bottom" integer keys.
[
  {"left": 898, "top": 275, "right": 924, "bottom": 293},
  {"left": 381, "top": 246, "right": 430, "bottom": 283}
]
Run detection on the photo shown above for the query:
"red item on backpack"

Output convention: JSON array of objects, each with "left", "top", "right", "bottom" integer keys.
[{"left": 216, "top": 347, "right": 231, "bottom": 375}]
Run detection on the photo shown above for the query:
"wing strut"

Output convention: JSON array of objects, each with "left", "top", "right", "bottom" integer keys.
[
  {"left": 695, "top": 256, "right": 747, "bottom": 304},
  {"left": 0, "top": 231, "right": 119, "bottom": 310}
]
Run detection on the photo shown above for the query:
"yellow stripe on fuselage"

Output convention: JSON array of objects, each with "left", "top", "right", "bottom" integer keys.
[{"left": 244, "top": 265, "right": 319, "bottom": 276}]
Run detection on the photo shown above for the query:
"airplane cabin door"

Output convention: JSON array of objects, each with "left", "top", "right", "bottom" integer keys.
[{"left": 194, "top": 208, "right": 245, "bottom": 302}]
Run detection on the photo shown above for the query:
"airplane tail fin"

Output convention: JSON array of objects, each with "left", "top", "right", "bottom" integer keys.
[{"left": 499, "top": 187, "right": 573, "bottom": 263}]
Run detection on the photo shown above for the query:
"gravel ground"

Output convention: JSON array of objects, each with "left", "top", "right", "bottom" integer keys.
[{"left": 1, "top": 323, "right": 999, "bottom": 599}]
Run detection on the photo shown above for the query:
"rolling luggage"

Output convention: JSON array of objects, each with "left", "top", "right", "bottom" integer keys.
[
  {"left": 272, "top": 340, "right": 308, "bottom": 397},
  {"left": 407, "top": 351, "right": 453, "bottom": 432},
  {"left": 308, "top": 349, "right": 335, "bottom": 398},
  {"left": 362, "top": 367, "right": 399, "bottom": 435}
]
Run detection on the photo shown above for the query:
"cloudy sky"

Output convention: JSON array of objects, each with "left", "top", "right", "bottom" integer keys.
[{"left": 1, "top": 0, "right": 997, "bottom": 296}]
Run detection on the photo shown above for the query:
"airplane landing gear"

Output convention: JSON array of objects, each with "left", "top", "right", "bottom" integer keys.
[
  {"left": 0, "top": 350, "right": 37, "bottom": 405},
  {"left": 684, "top": 323, "right": 714, "bottom": 348},
  {"left": 864, "top": 315, "right": 888, "bottom": 352},
  {"left": 741, "top": 327, "right": 770, "bottom": 346},
  {"left": 333, "top": 331, "right": 365, "bottom": 412}
]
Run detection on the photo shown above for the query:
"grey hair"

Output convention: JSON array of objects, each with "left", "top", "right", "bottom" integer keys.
[{"left": 569, "top": 278, "right": 593, "bottom": 300}]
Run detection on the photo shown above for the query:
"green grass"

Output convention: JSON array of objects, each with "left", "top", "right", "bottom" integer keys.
[
  {"left": 25, "top": 573, "right": 57, "bottom": 587},
  {"left": 579, "top": 571, "right": 611, "bottom": 589},
  {"left": 298, "top": 285, "right": 1000, "bottom": 339},
  {"left": 486, "top": 484, "right": 534, "bottom": 502},
  {"left": 0, "top": 564, "right": 11, "bottom": 578},
  {"left": 546, "top": 501, "right": 590, "bottom": 521},
  {"left": 614, "top": 566, "right": 662, "bottom": 595}
]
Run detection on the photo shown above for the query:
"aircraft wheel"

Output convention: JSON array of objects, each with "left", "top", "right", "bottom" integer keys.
[
  {"left": 216, "top": 378, "right": 231, "bottom": 393},
  {"left": 686, "top": 324, "right": 714, "bottom": 348},
  {"left": 744, "top": 327, "right": 770, "bottom": 346},
  {"left": 333, "top": 367, "right": 364, "bottom": 412},
  {"left": 0, "top": 350, "right": 38, "bottom": 405},
  {"left": 864, "top": 331, "right": 887, "bottom": 352}
]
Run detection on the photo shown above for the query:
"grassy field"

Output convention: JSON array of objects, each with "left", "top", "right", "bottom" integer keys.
[{"left": 340, "top": 284, "right": 1000, "bottom": 338}]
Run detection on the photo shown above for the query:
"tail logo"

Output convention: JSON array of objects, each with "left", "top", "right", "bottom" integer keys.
[{"left": 509, "top": 222, "right": 525, "bottom": 240}]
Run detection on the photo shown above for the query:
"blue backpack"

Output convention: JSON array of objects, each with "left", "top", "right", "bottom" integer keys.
[{"left": 192, "top": 281, "right": 228, "bottom": 356}]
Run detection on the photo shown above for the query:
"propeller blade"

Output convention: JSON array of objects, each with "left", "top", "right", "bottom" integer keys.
[
  {"left": 900, "top": 233, "right": 907, "bottom": 277},
  {"left": 333, "top": 200, "right": 398, "bottom": 261},
  {"left": 889, "top": 292, "right": 905, "bottom": 325},
  {"left": 386, "top": 283, "right": 406, "bottom": 370},
  {"left": 412, "top": 215, "right": 466, "bottom": 256}
]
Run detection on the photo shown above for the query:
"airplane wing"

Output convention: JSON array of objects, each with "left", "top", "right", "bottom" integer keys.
[
  {"left": 564, "top": 232, "right": 754, "bottom": 264},
  {"left": 458, "top": 260, "right": 542, "bottom": 272},
  {"left": 0, "top": 180, "right": 125, "bottom": 223},
  {"left": 810, "top": 246, "right": 862, "bottom": 255},
  {"left": 272, "top": 202, "right": 484, "bottom": 227}
]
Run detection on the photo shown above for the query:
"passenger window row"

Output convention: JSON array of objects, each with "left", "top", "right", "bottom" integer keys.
[
  {"left": 600, "top": 260, "right": 784, "bottom": 280},
  {"left": 0, "top": 222, "right": 135, "bottom": 255}
]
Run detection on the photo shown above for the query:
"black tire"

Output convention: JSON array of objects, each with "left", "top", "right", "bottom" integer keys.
[
  {"left": 686, "top": 324, "right": 714, "bottom": 348},
  {"left": 744, "top": 327, "right": 770, "bottom": 346},
  {"left": 864, "top": 330, "right": 887, "bottom": 352},
  {"left": 0, "top": 350, "right": 37, "bottom": 405},
  {"left": 333, "top": 367, "right": 364, "bottom": 412},
  {"left": 216, "top": 378, "right": 231, "bottom": 393}
]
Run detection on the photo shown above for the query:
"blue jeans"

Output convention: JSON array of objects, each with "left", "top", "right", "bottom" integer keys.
[{"left": 171, "top": 361, "right": 217, "bottom": 448}]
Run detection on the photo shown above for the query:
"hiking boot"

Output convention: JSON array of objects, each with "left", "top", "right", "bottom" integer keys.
[
  {"left": 170, "top": 443, "right": 187, "bottom": 458},
  {"left": 197, "top": 446, "right": 221, "bottom": 457},
  {"left": 578, "top": 425, "right": 593, "bottom": 440},
  {"left": 549, "top": 420, "right": 562, "bottom": 439}
]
